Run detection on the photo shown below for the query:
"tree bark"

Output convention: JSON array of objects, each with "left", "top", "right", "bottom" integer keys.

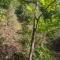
[
  {"left": 29, "top": 18, "right": 37, "bottom": 60},
  {"left": 28, "top": 1, "right": 56, "bottom": 60}
]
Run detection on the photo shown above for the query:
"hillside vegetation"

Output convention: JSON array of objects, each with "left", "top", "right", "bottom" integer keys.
[{"left": 0, "top": 0, "right": 60, "bottom": 60}]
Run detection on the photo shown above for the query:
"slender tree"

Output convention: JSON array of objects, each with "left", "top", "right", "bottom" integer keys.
[{"left": 28, "top": 0, "right": 56, "bottom": 60}]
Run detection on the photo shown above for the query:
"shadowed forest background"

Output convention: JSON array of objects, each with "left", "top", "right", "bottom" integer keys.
[{"left": 0, "top": 0, "right": 60, "bottom": 60}]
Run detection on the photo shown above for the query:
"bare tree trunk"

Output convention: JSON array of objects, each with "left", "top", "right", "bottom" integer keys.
[
  {"left": 28, "top": 1, "right": 56, "bottom": 60},
  {"left": 29, "top": 18, "right": 37, "bottom": 60}
]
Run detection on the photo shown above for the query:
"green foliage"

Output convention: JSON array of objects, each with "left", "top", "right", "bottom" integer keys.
[
  {"left": 17, "top": 0, "right": 60, "bottom": 60},
  {"left": 34, "top": 46, "right": 53, "bottom": 60},
  {"left": 0, "top": 0, "right": 60, "bottom": 60},
  {"left": 0, "top": 8, "right": 6, "bottom": 16},
  {"left": 0, "top": 0, "right": 12, "bottom": 9}
]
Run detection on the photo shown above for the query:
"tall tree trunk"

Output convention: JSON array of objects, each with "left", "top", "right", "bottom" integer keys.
[
  {"left": 29, "top": 18, "right": 37, "bottom": 60},
  {"left": 28, "top": 1, "right": 55, "bottom": 60}
]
